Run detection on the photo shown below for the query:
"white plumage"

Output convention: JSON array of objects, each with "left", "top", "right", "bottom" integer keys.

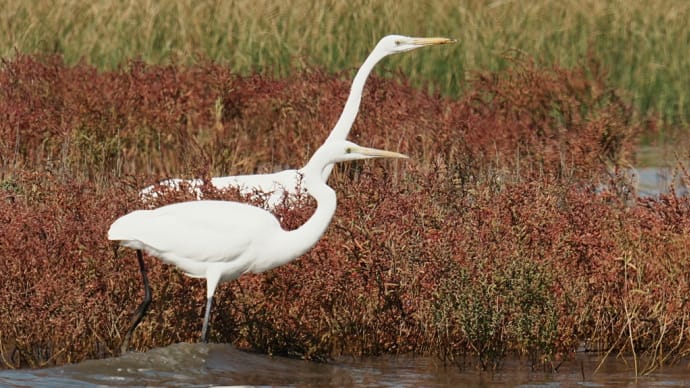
[
  {"left": 139, "top": 35, "right": 454, "bottom": 206},
  {"left": 110, "top": 140, "right": 408, "bottom": 346}
]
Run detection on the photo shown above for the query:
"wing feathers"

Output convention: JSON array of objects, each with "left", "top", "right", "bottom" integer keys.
[{"left": 108, "top": 201, "right": 281, "bottom": 263}]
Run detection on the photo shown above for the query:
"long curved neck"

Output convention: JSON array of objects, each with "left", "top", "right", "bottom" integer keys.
[
  {"left": 321, "top": 48, "right": 389, "bottom": 180},
  {"left": 325, "top": 49, "right": 388, "bottom": 143},
  {"left": 263, "top": 162, "right": 337, "bottom": 269},
  {"left": 285, "top": 178, "right": 336, "bottom": 255}
]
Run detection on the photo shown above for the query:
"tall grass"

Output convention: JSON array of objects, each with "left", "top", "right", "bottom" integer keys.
[{"left": 1, "top": 0, "right": 689, "bottom": 124}]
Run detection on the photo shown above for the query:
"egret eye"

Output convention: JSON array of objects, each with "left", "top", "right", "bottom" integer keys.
[
  {"left": 345, "top": 147, "right": 353, "bottom": 154},
  {"left": 395, "top": 40, "right": 401, "bottom": 45}
]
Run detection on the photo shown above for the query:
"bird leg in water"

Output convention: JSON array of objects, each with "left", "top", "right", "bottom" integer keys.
[
  {"left": 200, "top": 296, "right": 214, "bottom": 343},
  {"left": 120, "top": 249, "right": 152, "bottom": 353}
]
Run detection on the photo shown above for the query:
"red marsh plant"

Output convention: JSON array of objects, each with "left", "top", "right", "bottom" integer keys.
[{"left": 1, "top": 53, "right": 687, "bottom": 373}]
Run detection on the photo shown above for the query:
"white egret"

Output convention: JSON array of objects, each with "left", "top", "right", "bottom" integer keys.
[
  {"left": 110, "top": 140, "right": 408, "bottom": 349},
  {"left": 140, "top": 35, "right": 454, "bottom": 206}
]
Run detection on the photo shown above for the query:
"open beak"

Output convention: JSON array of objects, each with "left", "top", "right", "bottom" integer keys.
[
  {"left": 352, "top": 146, "right": 409, "bottom": 160},
  {"left": 411, "top": 37, "right": 457, "bottom": 46}
]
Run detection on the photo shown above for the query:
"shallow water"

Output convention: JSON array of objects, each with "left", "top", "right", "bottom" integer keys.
[
  {"left": 1, "top": 343, "right": 689, "bottom": 387},
  {"left": 635, "top": 166, "right": 688, "bottom": 197},
  {"left": 634, "top": 145, "right": 688, "bottom": 197}
]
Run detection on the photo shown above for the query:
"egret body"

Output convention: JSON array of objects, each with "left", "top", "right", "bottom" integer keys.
[
  {"left": 140, "top": 35, "right": 454, "bottom": 205},
  {"left": 110, "top": 140, "right": 408, "bottom": 349}
]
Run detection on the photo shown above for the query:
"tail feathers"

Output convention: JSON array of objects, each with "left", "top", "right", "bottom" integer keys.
[{"left": 108, "top": 210, "right": 151, "bottom": 241}]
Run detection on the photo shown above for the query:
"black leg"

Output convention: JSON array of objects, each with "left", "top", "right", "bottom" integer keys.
[
  {"left": 200, "top": 296, "right": 214, "bottom": 343},
  {"left": 121, "top": 249, "right": 152, "bottom": 353}
]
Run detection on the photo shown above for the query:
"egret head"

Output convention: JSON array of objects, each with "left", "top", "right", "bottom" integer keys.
[
  {"left": 306, "top": 140, "right": 408, "bottom": 178},
  {"left": 329, "top": 140, "right": 409, "bottom": 163},
  {"left": 376, "top": 34, "right": 456, "bottom": 54}
]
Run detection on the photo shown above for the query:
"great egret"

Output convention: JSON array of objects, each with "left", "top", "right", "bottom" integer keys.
[
  {"left": 140, "top": 35, "right": 454, "bottom": 206},
  {"left": 110, "top": 140, "right": 408, "bottom": 348}
]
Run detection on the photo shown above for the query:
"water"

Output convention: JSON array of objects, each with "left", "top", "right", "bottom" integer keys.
[
  {"left": 1, "top": 343, "right": 689, "bottom": 387},
  {"left": 635, "top": 166, "right": 688, "bottom": 197},
  {"left": 633, "top": 145, "right": 688, "bottom": 197}
]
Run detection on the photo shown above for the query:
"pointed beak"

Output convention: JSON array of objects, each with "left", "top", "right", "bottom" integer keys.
[
  {"left": 411, "top": 37, "right": 457, "bottom": 46},
  {"left": 352, "top": 146, "right": 409, "bottom": 160}
]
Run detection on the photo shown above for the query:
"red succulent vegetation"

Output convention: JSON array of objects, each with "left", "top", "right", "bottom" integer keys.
[{"left": 1, "top": 53, "right": 688, "bottom": 373}]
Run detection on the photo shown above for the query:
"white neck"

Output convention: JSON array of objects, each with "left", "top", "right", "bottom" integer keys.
[
  {"left": 260, "top": 157, "right": 337, "bottom": 270},
  {"left": 321, "top": 48, "right": 389, "bottom": 179},
  {"left": 285, "top": 178, "right": 336, "bottom": 256}
]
